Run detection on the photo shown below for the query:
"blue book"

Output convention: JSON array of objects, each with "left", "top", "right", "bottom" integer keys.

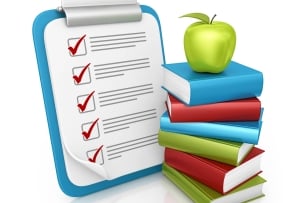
[
  {"left": 162, "top": 61, "right": 264, "bottom": 106},
  {"left": 160, "top": 111, "right": 263, "bottom": 144}
]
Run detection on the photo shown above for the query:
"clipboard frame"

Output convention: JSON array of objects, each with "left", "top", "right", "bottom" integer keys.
[{"left": 32, "top": 5, "right": 166, "bottom": 197}]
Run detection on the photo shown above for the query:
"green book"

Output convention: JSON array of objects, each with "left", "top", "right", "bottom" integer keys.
[
  {"left": 162, "top": 163, "right": 266, "bottom": 203},
  {"left": 158, "top": 130, "right": 253, "bottom": 166}
]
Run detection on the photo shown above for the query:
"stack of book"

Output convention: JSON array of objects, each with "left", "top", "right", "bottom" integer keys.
[{"left": 158, "top": 61, "right": 266, "bottom": 202}]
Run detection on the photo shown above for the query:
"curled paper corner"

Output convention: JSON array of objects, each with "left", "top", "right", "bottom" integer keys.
[{"left": 63, "top": 142, "right": 111, "bottom": 180}]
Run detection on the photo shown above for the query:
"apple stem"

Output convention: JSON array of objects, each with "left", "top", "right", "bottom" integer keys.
[{"left": 210, "top": 14, "right": 217, "bottom": 24}]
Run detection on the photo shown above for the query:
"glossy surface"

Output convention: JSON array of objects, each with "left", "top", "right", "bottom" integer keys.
[{"left": 184, "top": 21, "right": 236, "bottom": 73}]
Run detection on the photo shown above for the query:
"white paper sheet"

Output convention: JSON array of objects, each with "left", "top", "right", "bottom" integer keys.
[{"left": 44, "top": 12, "right": 166, "bottom": 185}]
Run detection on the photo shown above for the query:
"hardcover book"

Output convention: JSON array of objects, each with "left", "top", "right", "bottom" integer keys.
[
  {"left": 166, "top": 94, "right": 262, "bottom": 122},
  {"left": 162, "top": 61, "right": 264, "bottom": 106},
  {"left": 162, "top": 163, "right": 266, "bottom": 203},
  {"left": 164, "top": 147, "right": 264, "bottom": 194},
  {"left": 158, "top": 130, "right": 253, "bottom": 166},
  {"left": 160, "top": 111, "right": 263, "bottom": 144}
]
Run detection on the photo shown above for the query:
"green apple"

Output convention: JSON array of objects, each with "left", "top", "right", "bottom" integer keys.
[{"left": 181, "top": 13, "right": 236, "bottom": 73}]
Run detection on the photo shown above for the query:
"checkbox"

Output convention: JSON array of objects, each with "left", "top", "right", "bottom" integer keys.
[
  {"left": 68, "top": 37, "right": 87, "bottom": 57},
  {"left": 82, "top": 120, "right": 100, "bottom": 141},
  {"left": 77, "top": 93, "right": 96, "bottom": 113},
  {"left": 87, "top": 148, "right": 104, "bottom": 165},
  {"left": 73, "top": 65, "right": 91, "bottom": 85}
]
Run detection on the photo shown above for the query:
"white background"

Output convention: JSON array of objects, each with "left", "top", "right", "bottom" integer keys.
[{"left": 1, "top": 0, "right": 304, "bottom": 202}]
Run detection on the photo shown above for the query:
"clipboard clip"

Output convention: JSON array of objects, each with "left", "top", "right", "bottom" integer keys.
[{"left": 59, "top": 0, "right": 142, "bottom": 26}]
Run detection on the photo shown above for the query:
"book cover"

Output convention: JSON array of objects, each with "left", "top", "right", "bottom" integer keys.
[
  {"left": 164, "top": 147, "right": 264, "bottom": 194},
  {"left": 162, "top": 163, "right": 266, "bottom": 203},
  {"left": 166, "top": 94, "right": 262, "bottom": 122},
  {"left": 160, "top": 111, "right": 263, "bottom": 144},
  {"left": 158, "top": 130, "right": 253, "bottom": 166},
  {"left": 162, "top": 61, "right": 264, "bottom": 106}
]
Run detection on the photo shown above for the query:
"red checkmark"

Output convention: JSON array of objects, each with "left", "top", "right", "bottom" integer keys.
[
  {"left": 77, "top": 91, "right": 95, "bottom": 112},
  {"left": 73, "top": 63, "right": 91, "bottom": 84},
  {"left": 68, "top": 34, "right": 86, "bottom": 56},
  {"left": 88, "top": 145, "right": 103, "bottom": 163},
  {"left": 82, "top": 118, "right": 99, "bottom": 139}
]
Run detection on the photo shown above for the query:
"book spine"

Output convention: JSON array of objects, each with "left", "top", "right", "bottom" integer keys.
[
  {"left": 158, "top": 130, "right": 240, "bottom": 165},
  {"left": 169, "top": 97, "right": 261, "bottom": 122},
  {"left": 162, "top": 163, "right": 212, "bottom": 203},
  {"left": 160, "top": 112, "right": 261, "bottom": 144},
  {"left": 190, "top": 72, "right": 263, "bottom": 105},
  {"left": 165, "top": 148, "right": 225, "bottom": 193}
]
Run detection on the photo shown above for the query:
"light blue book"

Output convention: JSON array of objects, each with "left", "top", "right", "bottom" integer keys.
[
  {"left": 160, "top": 111, "right": 263, "bottom": 144},
  {"left": 162, "top": 62, "right": 264, "bottom": 106}
]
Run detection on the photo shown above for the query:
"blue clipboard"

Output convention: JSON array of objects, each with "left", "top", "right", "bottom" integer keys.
[{"left": 32, "top": 5, "right": 166, "bottom": 197}]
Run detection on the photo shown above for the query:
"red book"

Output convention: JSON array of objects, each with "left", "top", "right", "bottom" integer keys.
[
  {"left": 164, "top": 147, "right": 264, "bottom": 194},
  {"left": 166, "top": 94, "right": 261, "bottom": 122}
]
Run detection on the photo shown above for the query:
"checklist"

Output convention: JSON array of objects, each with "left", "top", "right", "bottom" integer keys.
[{"left": 42, "top": 9, "right": 166, "bottom": 184}]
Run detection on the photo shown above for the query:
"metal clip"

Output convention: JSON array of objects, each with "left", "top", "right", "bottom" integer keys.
[{"left": 59, "top": 0, "right": 142, "bottom": 26}]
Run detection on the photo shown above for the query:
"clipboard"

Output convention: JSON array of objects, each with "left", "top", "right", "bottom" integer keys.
[{"left": 32, "top": 1, "right": 166, "bottom": 197}]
